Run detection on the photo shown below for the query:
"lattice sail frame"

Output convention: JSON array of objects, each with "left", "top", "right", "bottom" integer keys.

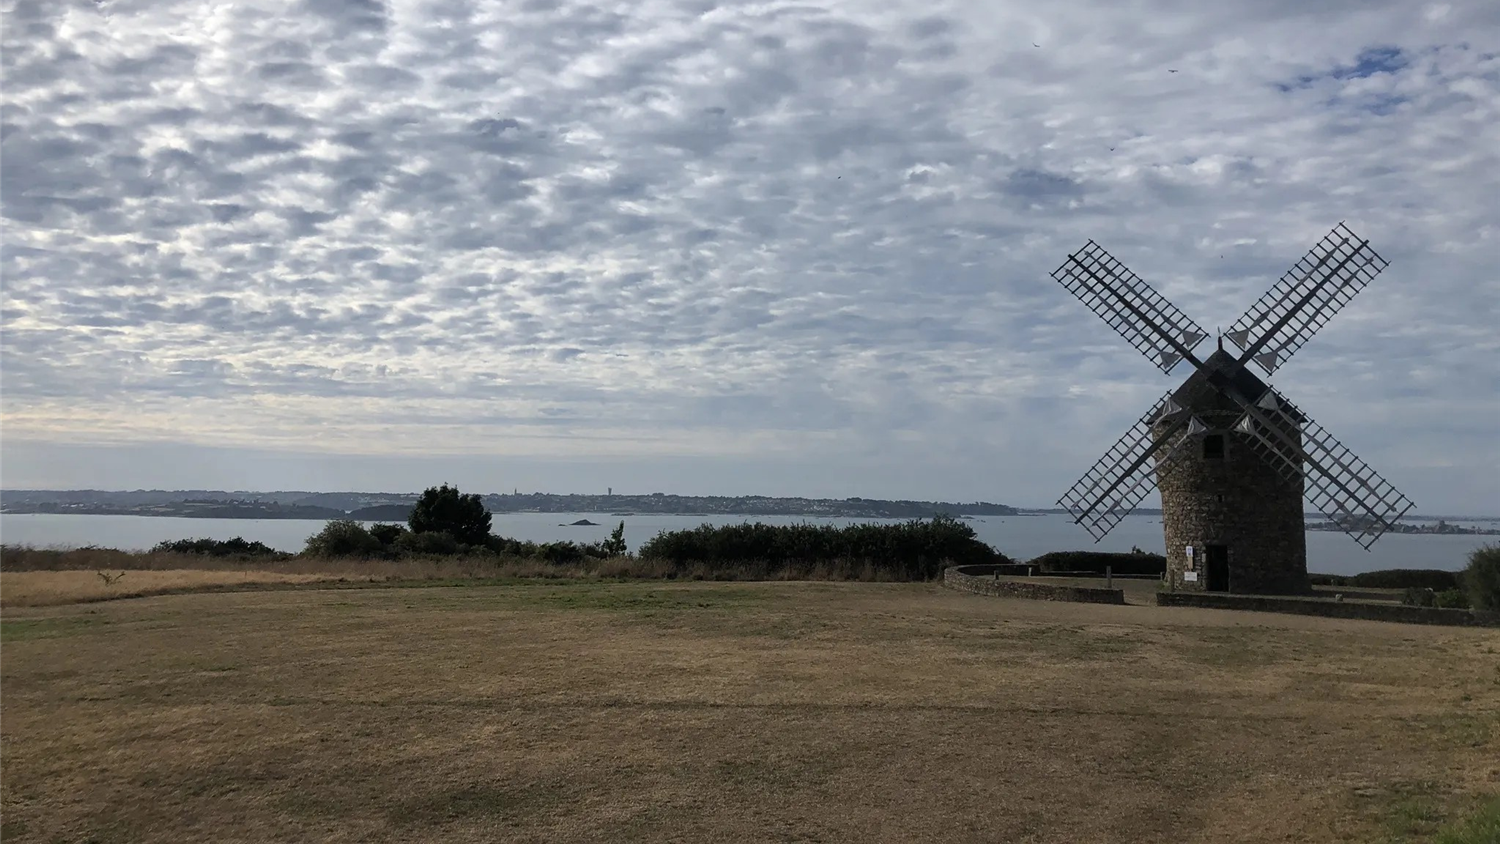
[
  {"left": 1223, "top": 223, "right": 1390, "bottom": 376},
  {"left": 1051, "top": 241, "right": 1209, "bottom": 374},
  {"left": 1231, "top": 391, "right": 1416, "bottom": 549},
  {"left": 1057, "top": 394, "right": 1200, "bottom": 541}
]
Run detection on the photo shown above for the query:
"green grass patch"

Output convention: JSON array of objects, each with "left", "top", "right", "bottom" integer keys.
[
  {"left": 1384, "top": 796, "right": 1445, "bottom": 841},
  {"left": 1350, "top": 780, "right": 1500, "bottom": 843},
  {"left": 0, "top": 615, "right": 108, "bottom": 642},
  {"left": 1436, "top": 795, "right": 1500, "bottom": 844}
]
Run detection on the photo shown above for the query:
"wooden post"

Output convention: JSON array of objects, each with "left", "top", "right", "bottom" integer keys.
[{"left": 1106, "top": 565, "right": 1113, "bottom": 590}]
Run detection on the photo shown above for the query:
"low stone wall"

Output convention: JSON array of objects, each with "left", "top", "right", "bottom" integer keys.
[
  {"left": 1155, "top": 591, "right": 1500, "bottom": 628},
  {"left": 944, "top": 566, "right": 1126, "bottom": 605}
]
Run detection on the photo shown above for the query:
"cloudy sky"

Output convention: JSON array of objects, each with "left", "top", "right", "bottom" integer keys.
[{"left": 2, "top": 0, "right": 1497, "bottom": 512}]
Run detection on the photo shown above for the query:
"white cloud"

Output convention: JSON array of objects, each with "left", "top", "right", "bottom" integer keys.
[{"left": 2, "top": 0, "right": 1498, "bottom": 511}]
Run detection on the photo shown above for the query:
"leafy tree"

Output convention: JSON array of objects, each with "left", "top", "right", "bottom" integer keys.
[
  {"left": 602, "top": 521, "right": 627, "bottom": 557},
  {"left": 369, "top": 523, "right": 408, "bottom": 546},
  {"left": 1463, "top": 543, "right": 1500, "bottom": 612},
  {"left": 408, "top": 483, "right": 492, "bottom": 546},
  {"left": 304, "top": 520, "right": 382, "bottom": 558}
]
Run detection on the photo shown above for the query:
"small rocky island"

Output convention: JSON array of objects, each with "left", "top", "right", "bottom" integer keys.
[{"left": 561, "top": 519, "right": 600, "bottom": 526}]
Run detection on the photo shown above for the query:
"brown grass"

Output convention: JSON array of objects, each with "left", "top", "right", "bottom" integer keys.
[
  {"left": 3, "top": 581, "right": 1498, "bottom": 843},
  {"left": 0, "top": 569, "right": 337, "bottom": 607},
  {"left": 0, "top": 545, "right": 907, "bottom": 585}
]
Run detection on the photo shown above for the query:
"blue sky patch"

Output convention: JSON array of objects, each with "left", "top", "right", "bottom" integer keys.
[
  {"left": 1276, "top": 45, "right": 1410, "bottom": 92},
  {"left": 1334, "top": 45, "right": 1409, "bottom": 80}
]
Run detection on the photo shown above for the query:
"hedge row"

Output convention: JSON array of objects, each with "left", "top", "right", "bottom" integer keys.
[
  {"left": 1028, "top": 550, "right": 1167, "bottom": 577},
  {"left": 1307, "top": 568, "right": 1462, "bottom": 591},
  {"left": 292, "top": 516, "right": 1006, "bottom": 582},
  {"left": 1402, "top": 587, "right": 1471, "bottom": 609},
  {"left": 636, "top": 516, "right": 1008, "bottom": 581},
  {"left": 302, "top": 519, "right": 618, "bottom": 564},
  {"left": 151, "top": 537, "right": 289, "bottom": 558}
]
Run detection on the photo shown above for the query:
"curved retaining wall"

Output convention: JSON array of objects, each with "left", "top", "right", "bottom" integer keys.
[
  {"left": 1156, "top": 591, "right": 1500, "bottom": 628},
  {"left": 944, "top": 566, "right": 1126, "bottom": 605}
]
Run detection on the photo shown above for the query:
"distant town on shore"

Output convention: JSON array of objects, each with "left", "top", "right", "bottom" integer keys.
[
  {"left": 0, "top": 489, "right": 1020, "bottom": 521},
  {"left": 1, "top": 489, "right": 1496, "bottom": 533}
]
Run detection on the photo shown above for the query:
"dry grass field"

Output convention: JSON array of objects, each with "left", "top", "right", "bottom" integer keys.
[
  {"left": 3, "top": 580, "right": 1498, "bottom": 843},
  {"left": 0, "top": 570, "right": 336, "bottom": 608}
]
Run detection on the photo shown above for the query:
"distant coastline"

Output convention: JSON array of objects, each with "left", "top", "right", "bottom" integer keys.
[
  {"left": 2, "top": 490, "right": 1495, "bottom": 529},
  {"left": 0, "top": 490, "right": 1018, "bottom": 521},
  {"left": 1305, "top": 519, "right": 1500, "bottom": 536}
]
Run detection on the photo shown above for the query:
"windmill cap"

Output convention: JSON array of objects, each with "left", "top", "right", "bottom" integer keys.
[{"left": 1169, "top": 349, "right": 1307, "bottom": 422}]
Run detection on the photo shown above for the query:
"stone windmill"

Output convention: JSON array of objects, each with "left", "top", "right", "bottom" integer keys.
[{"left": 1050, "top": 223, "right": 1414, "bottom": 594}]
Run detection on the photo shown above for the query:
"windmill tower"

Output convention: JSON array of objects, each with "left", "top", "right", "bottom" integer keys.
[{"left": 1050, "top": 223, "right": 1414, "bottom": 594}]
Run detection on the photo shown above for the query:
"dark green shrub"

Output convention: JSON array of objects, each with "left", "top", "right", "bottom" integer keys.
[
  {"left": 483, "top": 535, "right": 540, "bottom": 557},
  {"left": 304, "top": 520, "right": 383, "bottom": 558},
  {"left": 369, "top": 523, "right": 408, "bottom": 546},
  {"left": 539, "top": 542, "right": 586, "bottom": 565},
  {"left": 1434, "top": 588, "right": 1471, "bottom": 609},
  {"left": 1349, "top": 568, "right": 1461, "bottom": 590},
  {"left": 601, "top": 521, "right": 628, "bottom": 557},
  {"left": 1400, "top": 587, "right": 1470, "bottom": 609},
  {"left": 393, "top": 530, "right": 461, "bottom": 556},
  {"left": 636, "top": 515, "right": 1007, "bottom": 580},
  {"left": 1463, "top": 543, "right": 1500, "bottom": 612},
  {"left": 1307, "top": 573, "right": 1351, "bottom": 587},
  {"left": 1402, "top": 587, "right": 1437, "bottom": 607},
  {"left": 151, "top": 536, "right": 287, "bottom": 558},
  {"left": 409, "top": 483, "right": 492, "bottom": 546},
  {"left": 1030, "top": 550, "right": 1166, "bottom": 576}
]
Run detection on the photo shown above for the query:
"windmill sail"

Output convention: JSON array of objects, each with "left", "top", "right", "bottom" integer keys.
[
  {"left": 1057, "top": 394, "right": 1198, "bottom": 541},
  {"left": 1049, "top": 223, "right": 1413, "bottom": 553},
  {"left": 1231, "top": 390, "right": 1415, "bottom": 549},
  {"left": 1051, "top": 240, "right": 1211, "bottom": 375},
  {"left": 1223, "top": 223, "right": 1389, "bottom": 376}
]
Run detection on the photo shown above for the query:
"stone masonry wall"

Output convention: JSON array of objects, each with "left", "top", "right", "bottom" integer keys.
[
  {"left": 1155, "top": 409, "right": 1309, "bottom": 595},
  {"left": 944, "top": 566, "right": 1126, "bottom": 605}
]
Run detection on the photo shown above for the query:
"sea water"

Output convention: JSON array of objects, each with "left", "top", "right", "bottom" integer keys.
[{"left": 0, "top": 512, "right": 1489, "bottom": 576}]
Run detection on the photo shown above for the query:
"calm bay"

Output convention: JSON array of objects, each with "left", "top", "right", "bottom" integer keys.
[{"left": 0, "top": 512, "right": 1490, "bottom": 576}]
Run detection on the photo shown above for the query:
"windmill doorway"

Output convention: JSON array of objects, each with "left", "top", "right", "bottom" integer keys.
[{"left": 1205, "top": 545, "right": 1230, "bottom": 591}]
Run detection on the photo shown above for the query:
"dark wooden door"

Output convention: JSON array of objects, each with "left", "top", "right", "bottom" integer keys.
[{"left": 1205, "top": 544, "right": 1230, "bottom": 591}]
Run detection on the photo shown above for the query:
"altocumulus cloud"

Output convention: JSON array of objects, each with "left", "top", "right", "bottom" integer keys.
[{"left": 1, "top": 0, "right": 1497, "bottom": 510}]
